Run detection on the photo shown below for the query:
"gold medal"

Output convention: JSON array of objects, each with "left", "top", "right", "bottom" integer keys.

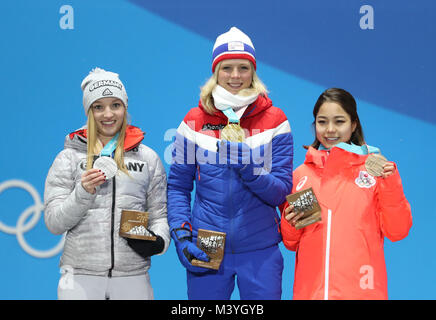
[
  {"left": 221, "top": 121, "right": 245, "bottom": 142},
  {"left": 365, "top": 153, "right": 388, "bottom": 177}
]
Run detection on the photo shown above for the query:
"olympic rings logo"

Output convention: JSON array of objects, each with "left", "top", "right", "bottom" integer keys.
[{"left": 0, "top": 179, "right": 64, "bottom": 258}]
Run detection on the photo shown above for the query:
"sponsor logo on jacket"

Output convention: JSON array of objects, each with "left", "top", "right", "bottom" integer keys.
[
  {"left": 79, "top": 160, "right": 144, "bottom": 172},
  {"left": 202, "top": 123, "right": 226, "bottom": 131}
]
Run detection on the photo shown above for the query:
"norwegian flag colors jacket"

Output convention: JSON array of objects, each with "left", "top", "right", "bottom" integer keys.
[
  {"left": 280, "top": 145, "right": 412, "bottom": 299},
  {"left": 168, "top": 94, "right": 293, "bottom": 253}
]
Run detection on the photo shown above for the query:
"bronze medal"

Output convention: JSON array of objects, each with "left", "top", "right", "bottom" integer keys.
[
  {"left": 221, "top": 121, "right": 245, "bottom": 142},
  {"left": 365, "top": 153, "right": 388, "bottom": 177}
]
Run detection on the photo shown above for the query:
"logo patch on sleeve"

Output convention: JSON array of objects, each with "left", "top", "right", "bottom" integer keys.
[{"left": 296, "top": 176, "right": 308, "bottom": 191}]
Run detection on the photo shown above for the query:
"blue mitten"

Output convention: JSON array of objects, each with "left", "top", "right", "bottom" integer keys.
[{"left": 172, "top": 225, "right": 211, "bottom": 273}]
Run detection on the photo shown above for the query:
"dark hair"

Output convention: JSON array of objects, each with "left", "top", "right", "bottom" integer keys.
[{"left": 306, "top": 88, "right": 365, "bottom": 149}]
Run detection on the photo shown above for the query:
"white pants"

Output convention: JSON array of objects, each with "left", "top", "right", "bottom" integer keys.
[{"left": 57, "top": 269, "right": 154, "bottom": 300}]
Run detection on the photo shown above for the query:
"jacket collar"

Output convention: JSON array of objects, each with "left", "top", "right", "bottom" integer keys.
[
  {"left": 319, "top": 142, "right": 381, "bottom": 155},
  {"left": 66, "top": 125, "right": 144, "bottom": 152},
  {"left": 305, "top": 145, "right": 367, "bottom": 169}
]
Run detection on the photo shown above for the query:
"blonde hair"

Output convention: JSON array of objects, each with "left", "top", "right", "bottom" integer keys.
[
  {"left": 86, "top": 110, "right": 129, "bottom": 175},
  {"left": 199, "top": 61, "right": 268, "bottom": 115}
]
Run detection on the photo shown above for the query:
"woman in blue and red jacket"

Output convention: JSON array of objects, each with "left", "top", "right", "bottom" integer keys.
[{"left": 167, "top": 27, "right": 293, "bottom": 299}]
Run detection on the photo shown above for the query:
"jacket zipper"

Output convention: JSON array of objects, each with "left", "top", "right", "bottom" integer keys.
[
  {"left": 108, "top": 176, "right": 116, "bottom": 277},
  {"left": 324, "top": 209, "right": 332, "bottom": 300},
  {"left": 229, "top": 168, "right": 234, "bottom": 254}
]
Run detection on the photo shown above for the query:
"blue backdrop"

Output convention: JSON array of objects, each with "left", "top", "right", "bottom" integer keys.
[{"left": 0, "top": 0, "right": 434, "bottom": 300}]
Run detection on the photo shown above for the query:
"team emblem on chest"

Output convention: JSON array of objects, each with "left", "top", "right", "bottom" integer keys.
[{"left": 355, "top": 171, "right": 376, "bottom": 188}]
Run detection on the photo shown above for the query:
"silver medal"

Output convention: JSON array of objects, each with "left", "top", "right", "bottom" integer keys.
[{"left": 93, "top": 156, "right": 118, "bottom": 179}]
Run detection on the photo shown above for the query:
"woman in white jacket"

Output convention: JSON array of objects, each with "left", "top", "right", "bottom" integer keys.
[{"left": 44, "top": 68, "right": 170, "bottom": 300}]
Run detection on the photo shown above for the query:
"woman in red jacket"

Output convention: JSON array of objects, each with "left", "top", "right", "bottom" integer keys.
[{"left": 280, "top": 88, "right": 412, "bottom": 300}]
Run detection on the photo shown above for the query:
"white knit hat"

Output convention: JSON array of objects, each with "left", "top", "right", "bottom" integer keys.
[
  {"left": 81, "top": 67, "right": 128, "bottom": 115},
  {"left": 211, "top": 27, "right": 256, "bottom": 73}
]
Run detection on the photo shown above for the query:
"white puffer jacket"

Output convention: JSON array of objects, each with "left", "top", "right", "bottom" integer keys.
[{"left": 44, "top": 126, "right": 170, "bottom": 277}]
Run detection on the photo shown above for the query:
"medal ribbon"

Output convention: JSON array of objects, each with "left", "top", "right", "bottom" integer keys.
[
  {"left": 320, "top": 142, "right": 380, "bottom": 155},
  {"left": 221, "top": 108, "right": 240, "bottom": 124},
  {"left": 100, "top": 132, "right": 120, "bottom": 157}
]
